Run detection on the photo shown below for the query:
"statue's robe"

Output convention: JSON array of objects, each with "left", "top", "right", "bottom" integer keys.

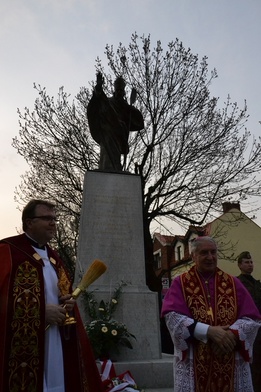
[{"left": 87, "top": 88, "right": 144, "bottom": 171}]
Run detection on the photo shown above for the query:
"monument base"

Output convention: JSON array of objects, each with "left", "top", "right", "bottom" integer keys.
[
  {"left": 97, "top": 354, "right": 174, "bottom": 389},
  {"left": 75, "top": 171, "right": 162, "bottom": 360},
  {"left": 75, "top": 171, "right": 174, "bottom": 387},
  {"left": 80, "top": 288, "right": 161, "bottom": 360}
]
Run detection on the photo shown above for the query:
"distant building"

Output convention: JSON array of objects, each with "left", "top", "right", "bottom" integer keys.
[
  {"left": 153, "top": 202, "right": 261, "bottom": 286},
  {"left": 204, "top": 202, "right": 261, "bottom": 279}
]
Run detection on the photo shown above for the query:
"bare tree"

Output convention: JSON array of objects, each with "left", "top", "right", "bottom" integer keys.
[
  {"left": 13, "top": 33, "right": 261, "bottom": 286},
  {"left": 13, "top": 86, "right": 98, "bottom": 277}
]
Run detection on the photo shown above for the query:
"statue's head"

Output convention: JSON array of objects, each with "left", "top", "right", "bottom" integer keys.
[
  {"left": 114, "top": 76, "right": 126, "bottom": 88},
  {"left": 114, "top": 76, "right": 126, "bottom": 98}
]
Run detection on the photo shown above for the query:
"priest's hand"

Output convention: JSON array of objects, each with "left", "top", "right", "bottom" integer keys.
[
  {"left": 207, "top": 325, "right": 237, "bottom": 352},
  {"left": 45, "top": 304, "right": 67, "bottom": 326},
  {"left": 59, "top": 294, "right": 76, "bottom": 313}
]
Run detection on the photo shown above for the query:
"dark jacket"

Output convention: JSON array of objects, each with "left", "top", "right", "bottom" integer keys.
[{"left": 237, "top": 273, "right": 261, "bottom": 313}]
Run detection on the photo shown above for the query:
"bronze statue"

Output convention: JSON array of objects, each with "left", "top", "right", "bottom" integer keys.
[{"left": 87, "top": 72, "right": 144, "bottom": 172}]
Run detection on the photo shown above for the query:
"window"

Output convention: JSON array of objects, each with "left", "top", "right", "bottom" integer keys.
[
  {"left": 177, "top": 245, "right": 182, "bottom": 261},
  {"left": 188, "top": 234, "right": 199, "bottom": 254},
  {"left": 153, "top": 250, "right": 162, "bottom": 269},
  {"left": 175, "top": 241, "right": 184, "bottom": 261}
]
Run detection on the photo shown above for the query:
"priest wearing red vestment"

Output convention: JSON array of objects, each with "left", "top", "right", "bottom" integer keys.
[{"left": 0, "top": 199, "right": 103, "bottom": 392}]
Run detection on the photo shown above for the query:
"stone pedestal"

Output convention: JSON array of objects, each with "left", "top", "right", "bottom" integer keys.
[
  {"left": 74, "top": 171, "right": 173, "bottom": 387},
  {"left": 75, "top": 171, "right": 147, "bottom": 289}
]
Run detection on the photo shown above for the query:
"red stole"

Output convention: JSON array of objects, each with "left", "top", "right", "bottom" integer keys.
[
  {"left": 0, "top": 234, "right": 103, "bottom": 392},
  {"left": 181, "top": 266, "right": 238, "bottom": 392}
]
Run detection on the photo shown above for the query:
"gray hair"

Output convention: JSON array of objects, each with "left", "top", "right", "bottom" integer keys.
[{"left": 190, "top": 236, "right": 217, "bottom": 254}]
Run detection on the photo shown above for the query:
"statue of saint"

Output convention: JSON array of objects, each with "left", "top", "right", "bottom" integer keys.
[{"left": 87, "top": 72, "right": 144, "bottom": 172}]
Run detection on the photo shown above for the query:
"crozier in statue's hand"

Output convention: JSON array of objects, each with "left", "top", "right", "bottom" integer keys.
[{"left": 96, "top": 72, "right": 104, "bottom": 88}]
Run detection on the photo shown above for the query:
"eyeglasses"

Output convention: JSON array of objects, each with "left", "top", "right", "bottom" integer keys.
[{"left": 31, "top": 216, "right": 58, "bottom": 223}]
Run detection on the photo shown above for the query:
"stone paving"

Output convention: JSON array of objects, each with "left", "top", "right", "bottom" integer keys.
[{"left": 144, "top": 389, "right": 173, "bottom": 392}]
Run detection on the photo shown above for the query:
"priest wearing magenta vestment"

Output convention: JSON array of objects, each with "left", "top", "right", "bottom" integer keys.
[{"left": 162, "top": 236, "right": 261, "bottom": 392}]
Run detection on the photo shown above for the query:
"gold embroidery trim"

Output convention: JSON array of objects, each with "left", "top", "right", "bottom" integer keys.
[
  {"left": 50, "top": 257, "right": 56, "bottom": 265},
  {"left": 57, "top": 266, "right": 71, "bottom": 296},
  {"left": 9, "top": 260, "right": 41, "bottom": 392},
  {"left": 33, "top": 252, "right": 41, "bottom": 261},
  {"left": 181, "top": 267, "right": 237, "bottom": 392}
]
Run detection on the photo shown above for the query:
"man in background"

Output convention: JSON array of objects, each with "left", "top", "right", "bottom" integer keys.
[
  {"left": 237, "top": 251, "right": 261, "bottom": 392},
  {"left": 0, "top": 199, "right": 103, "bottom": 392}
]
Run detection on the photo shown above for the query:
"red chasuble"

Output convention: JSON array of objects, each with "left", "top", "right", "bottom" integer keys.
[
  {"left": 180, "top": 266, "right": 237, "bottom": 392},
  {"left": 0, "top": 234, "right": 103, "bottom": 392}
]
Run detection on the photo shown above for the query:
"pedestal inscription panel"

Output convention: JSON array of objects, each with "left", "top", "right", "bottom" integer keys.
[{"left": 75, "top": 171, "right": 147, "bottom": 289}]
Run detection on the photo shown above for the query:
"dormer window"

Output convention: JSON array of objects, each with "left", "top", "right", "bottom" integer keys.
[{"left": 153, "top": 249, "right": 162, "bottom": 269}]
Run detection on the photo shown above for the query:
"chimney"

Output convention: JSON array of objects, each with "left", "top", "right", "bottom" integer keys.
[{"left": 222, "top": 201, "right": 241, "bottom": 213}]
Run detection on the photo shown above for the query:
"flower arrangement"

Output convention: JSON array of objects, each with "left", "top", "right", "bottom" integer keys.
[{"left": 83, "top": 281, "right": 136, "bottom": 359}]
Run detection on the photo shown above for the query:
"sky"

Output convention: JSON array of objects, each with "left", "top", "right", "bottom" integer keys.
[{"left": 1, "top": 0, "right": 261, "bottom": 238}]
